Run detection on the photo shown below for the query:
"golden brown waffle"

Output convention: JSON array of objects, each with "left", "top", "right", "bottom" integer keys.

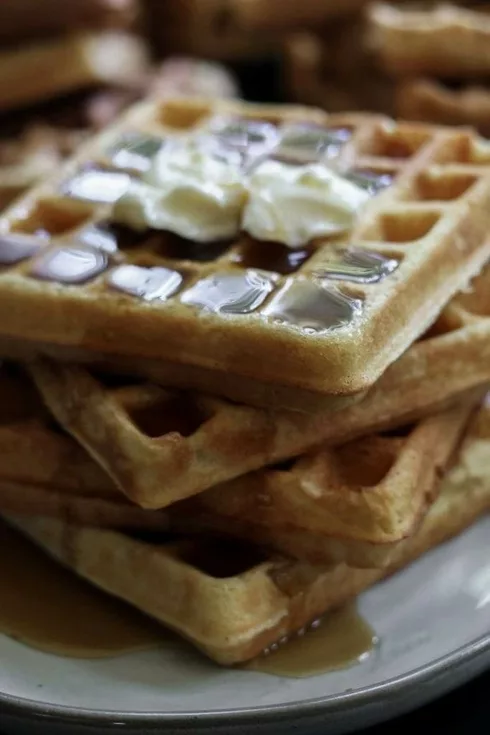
[
  {"left": 0, "top": 0, "right": 137, "bottom": 43},
  {"left": 0, "top": 361, "right": 480, "bottom": 570},
  {"left": 0, "top": 126, "right": 86, "bottom": 212},
  {"left": 0, "top": 363, "right": 167, "bottom": 529},
  {"left": 28, "top": 262, "right": 490, "bottom": 507},
  {"left": 0, "top": 480, "right": 170, "bottom": 532},
  {"left": 367, "top": 3, "right": 490, "bottom": 77},
  {"left": 0, "top": 32, "right": 148, "bottom": 113},
  {"left": 396, "top": 78, "right": 490, "bottom": 137},
  {"left": 1, "top": 98, "right": 490, "bottom": 410},
  {"left": 175, "top": 399, "right": 478, "bottom": 568},
  {"left": 6, "top": 399, "right": 490, "bottom": 664}
]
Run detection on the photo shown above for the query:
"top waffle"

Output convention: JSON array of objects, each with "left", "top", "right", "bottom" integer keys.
[{"left": 1, "top": 97, "right": 490, "bottom": 410}]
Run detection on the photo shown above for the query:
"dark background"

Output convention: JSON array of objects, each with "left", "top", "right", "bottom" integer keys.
[{"left": 360, "top": 672, "right": 488, "bottom": 733}]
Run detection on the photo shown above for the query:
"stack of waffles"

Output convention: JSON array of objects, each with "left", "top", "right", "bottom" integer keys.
[
  {"left": 1, "top": 96, "right": 490, "bottom": 665},
  {"left": 285, "top": 2, "right": 490, "bottom": 137},
  {"left": 0, "top": 0, "right": 146, "bottom": 116},
  {"left": 369, "top": 3, "right": 490, "bottom": 135}
]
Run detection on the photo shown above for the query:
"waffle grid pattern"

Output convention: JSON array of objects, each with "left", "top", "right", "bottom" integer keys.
[
  {"left": 28, "top": 262, "right": 490, "bottom": 508},
  {"left": 1, "top": 98, "right": 490, "bottom": 405}
]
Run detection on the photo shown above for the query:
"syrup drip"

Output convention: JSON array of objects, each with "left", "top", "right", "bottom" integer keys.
[
  {"left": 31, "top": 246, "right": 108, "bottom": 284},
  {"left": 76, "top": 223, "right": 121, "bottom": 255},
  {"left": 234, "top": 239, "right": 312, "bottom": 275},
  {"left": 109, "top": 264, "right": 183, "bottom": 301},
  {"left": 61, "top": 166, "right": 132, "bottom": 204},
  {"left": 276, "top": 124, "right": 352, "bottom": 164},
  {"left": 108, "top": 133, "right": 165, "bottom": 173},
  {"left": 209, "top": 117, "right": 279, "bottom": 167},
  {"left": 346, "top": 169, "right": 394, "bottom": 196},
  {"left": 316, "top": 248, "right": 399, "bottom": 284},
  {"left": 0, "top": 233, "right": 42, "bottom": 264},
  {"left": 262, "top": 278, "right": 362, "bottom": 333},
  {"left": 248, "top": 604, "right": 377, "bottom": 678},
  {"left": 181, "top": 271, "right": 276, "bottom": 314}
]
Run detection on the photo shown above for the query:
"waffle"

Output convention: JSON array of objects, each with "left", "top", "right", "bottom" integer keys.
[
  {"left": 6, "top": 398, "right": 490, "bottom": 665},
  {"left": 396, "top": 78, "right": 490, "bottom": 137},
  {"left": 0, "top": 360, "right": 480, "bottom": 570},
  {"left": 0, "top": 363, "right": 167, "bottom": 529},
  {"left": 173, "top": 399, "right": 479, "bottom": 568},
  {"left": 0, "top": 32, "right": 148, "bottom": 113},
  {"left": 0, "top": 0, "right": 137, "bottom": 43},
  {"left": 1, "top": 98, "right": 490, "bottom": 410},
  {"left": 0, "top": 126, "right": 86, "bottom": 212},
  {"left": 27, "top": 262, "right": 490, "bottom": 508},
  {"left": 367, "top": 3, "right": 490, "bottom": 77}
]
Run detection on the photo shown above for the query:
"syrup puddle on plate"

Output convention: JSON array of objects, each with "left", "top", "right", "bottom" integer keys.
[
  {"left": 248, "top": 604, "right": 377, "bottom": 678},
  {"left": 0, "top": 520, "right": 169, "bottom": 658},
  {"left": 0, "top": 521, "right": 377, "bottom": 675}
]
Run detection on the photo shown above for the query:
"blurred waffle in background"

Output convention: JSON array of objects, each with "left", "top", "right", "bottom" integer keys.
[
  {"left": 284, "top": 2, "right": 490, "bottom": 135},
  {"left": 0, "top": 0, "right": 489, "bottom": 670},
  {"left": 0, "top": 0, "right": 240, "bottom": 210}
]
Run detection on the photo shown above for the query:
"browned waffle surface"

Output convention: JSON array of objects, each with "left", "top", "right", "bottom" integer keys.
[
  {"left": 175, "top": 399, "right": 478, "bottom": 567},
  {"left": 367, "top": 3, "right": 490, "bottom": 77},
  {"left": 0, "top": 32, "right": 148, "bottom": 113},
  {"left": 28, "top": 262, "right": 490, "bottom": 507},
  {"left": 0, "top": 126, "right": 86, "bottom": 212},
  {"left": 1, "top": 98, "right": 490, "bottom": 409},
  {"left": 0, "top": 358, "right": 481, "bottom": 571},
  {"left": 396, "top": 78, "right": 490, "bottom": 137},
  {"left": 5, "top": 399, "right": 490, "bottom": 665}
]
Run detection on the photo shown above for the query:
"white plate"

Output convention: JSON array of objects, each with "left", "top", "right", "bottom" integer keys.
[{"left": 1, "top": 516, "right": 490, "bottom": 735}]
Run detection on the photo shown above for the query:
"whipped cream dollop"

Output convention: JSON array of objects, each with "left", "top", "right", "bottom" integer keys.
[
  {"left": 113, "top": 138, "right": 370, "bottom": 247},
  {"left": 113, "top": 140, "right": 247, "bottom": 242},
  {"left": 243, "top": 160, "right": 370, "bottom": 248}
]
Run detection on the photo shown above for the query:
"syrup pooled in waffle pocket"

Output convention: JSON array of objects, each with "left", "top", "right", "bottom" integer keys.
[{"left": 1, "top": 97, "right": 490, "bottom": 409}]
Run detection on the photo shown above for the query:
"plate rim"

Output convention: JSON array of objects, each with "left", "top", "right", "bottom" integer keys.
[{"left": 1, "top": 631, "right": 489, "bottom": 730}]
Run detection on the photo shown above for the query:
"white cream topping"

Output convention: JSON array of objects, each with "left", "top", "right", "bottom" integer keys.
[
  {"left": 242, "top": 160, "right": 370, "bottom": 248},
  {"left": 113, "top": 139, "right": 370, "bottom": 247},
  {"left": 113, "top": 140, "right": 247, "bottom": 242}
]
